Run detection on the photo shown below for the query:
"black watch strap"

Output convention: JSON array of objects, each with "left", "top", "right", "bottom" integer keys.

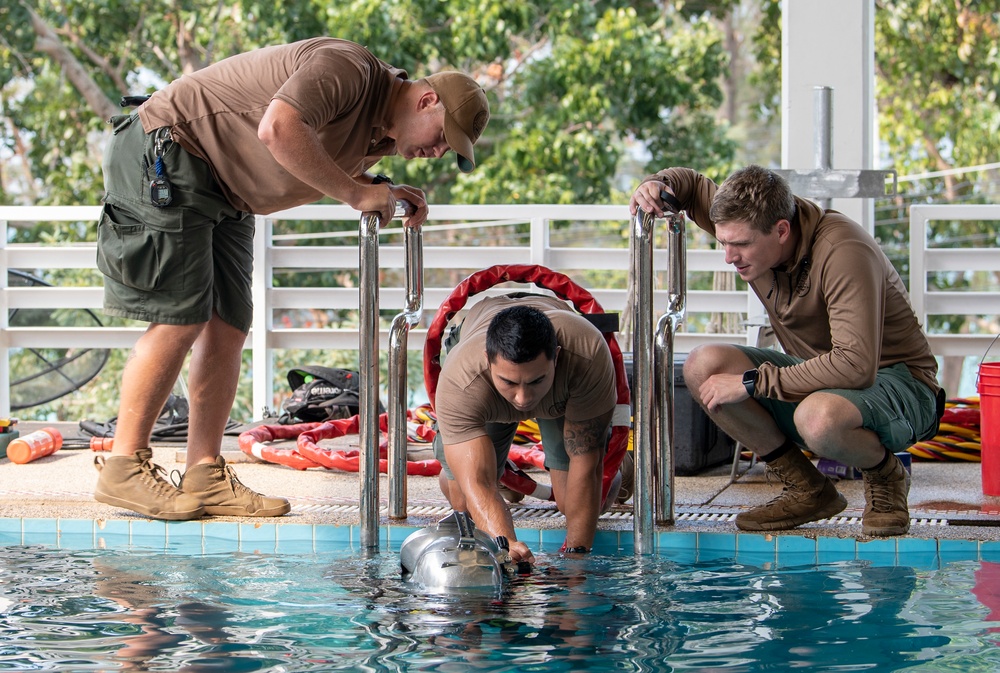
[
  {"left": 371, "top": 173, "right": 393, "bottom": 185},
  {"left": 742, "top": 369, "right": 759, "bottom": 398}
]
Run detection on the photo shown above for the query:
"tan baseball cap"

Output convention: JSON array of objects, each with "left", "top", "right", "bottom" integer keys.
[{"left": 425, "top": 71, "right": 490, "bottom": 173}]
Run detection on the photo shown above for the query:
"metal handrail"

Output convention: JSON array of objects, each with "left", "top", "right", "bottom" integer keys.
[
  {"left": 359, "top": 200, "right": 415, "bottom": 549},
  {"left": 388, "top": 212, "right": 423, "bottom": 519},
  {"left": 654, "top": 212, "right": 686, "bottom": 526},
  {"left": 630, "top": 204, "right": 687, "bottom": 554}
]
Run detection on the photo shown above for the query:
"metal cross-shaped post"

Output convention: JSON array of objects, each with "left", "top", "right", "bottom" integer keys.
[{"left": 774, "top": 87, "right": 897, "bottom": 208}]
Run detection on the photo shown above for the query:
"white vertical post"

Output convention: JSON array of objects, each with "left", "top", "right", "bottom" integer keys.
[
  {"left": 0, "top": 219, "right": 9, "bottom": 418},
  {"left": 251, "top": 215, "right": 272, "bottom": 420},
  {"left": 782, "top": 0, "right": 876, "bottom": 231}
]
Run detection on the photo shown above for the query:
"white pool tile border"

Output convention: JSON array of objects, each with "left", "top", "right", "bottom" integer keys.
[{"left": 1, "top": 517, "right": 999, "bottom": 564}]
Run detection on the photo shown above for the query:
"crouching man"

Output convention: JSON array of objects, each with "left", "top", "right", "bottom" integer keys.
[{"left": 630, "top": 165, "right": 943, "bottom": 537}]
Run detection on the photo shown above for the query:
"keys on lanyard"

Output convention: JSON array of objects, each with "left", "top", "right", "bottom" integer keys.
[{"left": 149, "top": 130, "right": 173, "bottom": 207}]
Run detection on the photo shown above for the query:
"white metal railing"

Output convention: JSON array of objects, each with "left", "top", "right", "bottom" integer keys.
[
  {"left": 3, "top": 202, "right": 996, "bottom": 419},
  {"left": 908, "top": 204, "right": 1000, "bottom": 360},
  {"left": 0, "top": 204, "right": 752, "bottom": 419}
]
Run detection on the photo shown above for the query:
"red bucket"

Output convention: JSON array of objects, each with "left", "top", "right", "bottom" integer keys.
[{"left": 978, "top": 362, "right": 1000, "bottom": 496}]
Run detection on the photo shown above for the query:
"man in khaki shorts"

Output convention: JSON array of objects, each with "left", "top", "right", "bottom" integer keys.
[
  {"left": 94, "top": 38, "right": 490, "bottom": 520},
  {"left": 630, "top": 165, "right": 943, "bottom": 537},
  {"left": 433, "top": 295, "right": 618, "bottom": 565}
]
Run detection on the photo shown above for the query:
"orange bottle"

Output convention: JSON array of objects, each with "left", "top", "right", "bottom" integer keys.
[{"left": 7, "top": 427, "right": 63, "bottom": 464}]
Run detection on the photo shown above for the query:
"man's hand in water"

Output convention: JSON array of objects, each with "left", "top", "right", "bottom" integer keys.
[{"left": 509, "top": 540, "right": 535, "bottom": 565}]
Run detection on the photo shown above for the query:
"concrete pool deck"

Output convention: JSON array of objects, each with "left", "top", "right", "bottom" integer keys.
[{"left": 1, "top": 420, "right": 999, "bottom": 547}]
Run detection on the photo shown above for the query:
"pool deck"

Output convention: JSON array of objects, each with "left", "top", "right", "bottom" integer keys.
[{"left": 1, "top": 420, "right": 999, "bottom": 548}]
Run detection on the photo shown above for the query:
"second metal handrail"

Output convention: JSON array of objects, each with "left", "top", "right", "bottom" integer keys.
[
  {"left": 359, "top": 200, "right": 419, "bottom": 549},
  {"left": 630, "top": 204, "right": 687, "bottom": 554}
]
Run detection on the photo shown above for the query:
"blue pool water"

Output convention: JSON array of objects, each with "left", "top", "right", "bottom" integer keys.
[{"left": 2, "top": 537, "right": 1000, "bottom": 672}]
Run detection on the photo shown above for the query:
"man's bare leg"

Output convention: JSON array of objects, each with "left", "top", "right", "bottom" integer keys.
[
  {"left": 110, "top": 323, "right": 205, "bottom": 459},
  {"left": 184, "top": 314, "right": 246, "bottom": 468},
  {"left": 94, "top": 322, "right": 206, "bottom": 519},
  {"left": 177, "top": 312, "right": 290, "bottom": 517},
  {"left": 682, "top": 344, "right": 846, "bottom": 531}
]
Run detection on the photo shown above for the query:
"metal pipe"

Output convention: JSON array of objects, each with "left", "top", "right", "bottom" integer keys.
[
  {"left": 629, "top": 208, "right": 656, "bottom": 553},
  {"left": 358, "top": 210, "right": 381, "bottom": 550},
  {"left": 388, "top": 221, "right": 423, "bottom": 519},
  {"left": 653, "top": 212, "right": 686, "bottom": 525},
  {"left": 814, "top": 86, "right": 833, "bottom": 209},
  {"left": 359, "top": 200, "right": 414, "bottom": 548}
]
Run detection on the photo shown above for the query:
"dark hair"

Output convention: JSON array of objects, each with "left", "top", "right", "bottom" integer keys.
[
  {"left": 486, "top": 306, "right": 558, "bottom": 364},
  {"left": 709, "top": 164, "right": 796, "bottom": 234}
]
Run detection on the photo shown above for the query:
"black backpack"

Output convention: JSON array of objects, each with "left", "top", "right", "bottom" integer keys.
[{"left": 278, "top": 366, "right": 382, "bottom": 424}]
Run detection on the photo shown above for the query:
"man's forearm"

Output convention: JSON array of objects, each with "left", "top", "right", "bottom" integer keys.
[
  {"left": 561, "top": 458, "right": 601, "bottom": 548},
  {"left": 463, "top": 482, "right": 517, "bottom": 541}
]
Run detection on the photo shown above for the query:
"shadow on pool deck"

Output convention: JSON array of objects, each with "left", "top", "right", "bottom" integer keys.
[{"left": 1, "top": 420, "right": 999, "bottom": 543}]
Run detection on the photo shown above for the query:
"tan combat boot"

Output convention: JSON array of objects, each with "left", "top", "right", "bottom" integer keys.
[
  {"left": 94, "top": 447, "right": 205, "bottom": 520},
  {"left": 735, "top": 449, "right": 847, "bottom": 531},
  {"left": 180, "top": 456, "right": 290, "bottom": 517},
  {"left": 860, "top": 453, "right": 911, "bottom": 536}
]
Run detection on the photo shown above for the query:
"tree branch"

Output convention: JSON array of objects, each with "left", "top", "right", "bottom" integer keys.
[
  {"left": 24, "top": 3, "right": 118, "bottom": 121},
  {"left": 54, "top": 25, "right": 128, "bottom": 93}
]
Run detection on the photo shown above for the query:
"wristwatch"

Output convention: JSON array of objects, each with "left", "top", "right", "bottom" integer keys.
[
  {"left": 371, "top": 173, "right": 393, "bottom": 185},
  {"left": 742, "top": 369, "right": 759, "bottom": 398}
]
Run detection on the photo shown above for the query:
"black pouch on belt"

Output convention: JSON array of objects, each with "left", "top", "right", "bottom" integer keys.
[{"left": 120, "top": 94, "right": 152, "bottom": 107}]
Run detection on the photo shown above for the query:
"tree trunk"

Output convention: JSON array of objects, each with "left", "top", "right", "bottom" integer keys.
[{"left": 27, "top": 5, "right": 118, "bottom": 122}]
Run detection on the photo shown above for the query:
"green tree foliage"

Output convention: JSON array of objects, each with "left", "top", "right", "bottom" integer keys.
[
  {"left": 876, "top": 0, "right": 1000, "bottom": 181},
  {"left": 2, "top": 0, "right": 742, "bottom": 421}
]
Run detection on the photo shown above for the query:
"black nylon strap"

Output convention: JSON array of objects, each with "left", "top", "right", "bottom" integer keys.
[{"left": 659, "top": 189, "right": 683, "bottom": 213}]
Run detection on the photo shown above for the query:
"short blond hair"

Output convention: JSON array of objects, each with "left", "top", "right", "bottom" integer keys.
[{"left": 709, "top": 165, "right": 796, "bottom": 234}]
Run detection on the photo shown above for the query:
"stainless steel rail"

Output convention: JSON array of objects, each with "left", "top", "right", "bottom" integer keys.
[
  {"left": 359, "top": 200, "right": 416, "bottom": 549},
  {"left": 388, "top": 218, "right": 424, "bottom": 519},
  {"left": 630, "top": 203, "right": 687, "bottom": 554}
]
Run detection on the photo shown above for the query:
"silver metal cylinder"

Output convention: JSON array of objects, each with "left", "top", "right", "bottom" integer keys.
[
  {"left": 630, "top": 208, "right": 656, "bottom": 553},
  {"left": 814, "top": 86, "right": 833, "bottom": 209},
  {"left": 358, "top": 211, "right": 382, "bottom": 550},
  {"left": 388, "top": 224, "right": 424, "bottom": 519}
]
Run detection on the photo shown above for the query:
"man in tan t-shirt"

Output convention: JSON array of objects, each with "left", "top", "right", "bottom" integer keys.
[
  {"left": 433, "top": 295, "right": 617, "bottom": 565},
  {"left": 94, "top": 38, "right": 490, "bottom": 521}
]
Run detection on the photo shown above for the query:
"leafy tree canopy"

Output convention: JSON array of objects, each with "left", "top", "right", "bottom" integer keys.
[{"left": 1, "top": 0, "right": 740, "bottom": 212}]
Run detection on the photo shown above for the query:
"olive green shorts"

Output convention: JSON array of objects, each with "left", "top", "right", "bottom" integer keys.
[
  {"left": 96, "top": 113, "right": 255, "bottom": 332},
  {"left": 736, "top": 345, "right": 940, "bottom": 453},
  {"left": 433, "top": 417, "right": 569, "bottom": 481}
]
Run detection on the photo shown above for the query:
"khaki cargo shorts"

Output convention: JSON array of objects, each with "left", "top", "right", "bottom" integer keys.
[
  {"left": 433, "top": 417, "right": 570, "bottom": 481},
  {"left": 736, "top": 345, "right": 940, "bottom": 453},
  {"left": 96, "top": 112, "right": 255, "bottom": 332}
]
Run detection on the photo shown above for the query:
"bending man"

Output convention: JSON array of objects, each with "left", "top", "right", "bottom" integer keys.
[
  {"left": 433, "top": 295, "right": 617, "bottom": 564},
  {"left": 630, "top": 165, "right": 942, "bottom": 537},
  {"left": 94, "top": 38, "right": 490, "bottom": 520}
]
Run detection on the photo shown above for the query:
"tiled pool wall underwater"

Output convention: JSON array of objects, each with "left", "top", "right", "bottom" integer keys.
[{"left": 3, "top": 517, "right": 1000, "bottom": 565}]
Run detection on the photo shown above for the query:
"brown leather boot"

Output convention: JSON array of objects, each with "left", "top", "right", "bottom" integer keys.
[
  {"left": 861, "top": 453, "right": 911, "bottom": 536},
  {"left": 180, "top": 456, "right": 290, "bottom": 517},
  {"left": 94, "top": 448, "right": 205, "bottom": 520},
  {"left": 735, "top": 449, "right": 847, "bottom": 531}
]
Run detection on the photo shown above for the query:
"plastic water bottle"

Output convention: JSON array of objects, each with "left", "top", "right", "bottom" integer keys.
[{"left": 7, "top": 428, "right": 63, "bottom": 464}]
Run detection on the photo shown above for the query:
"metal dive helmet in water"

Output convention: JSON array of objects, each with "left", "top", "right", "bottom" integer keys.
[{"left": 400, "top": 511, "right": 514, "bottom": 589}]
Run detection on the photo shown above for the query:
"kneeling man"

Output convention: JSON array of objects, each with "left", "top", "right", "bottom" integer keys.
[{"left": 433, "top": 294, "right": 617, "bottom": 565}]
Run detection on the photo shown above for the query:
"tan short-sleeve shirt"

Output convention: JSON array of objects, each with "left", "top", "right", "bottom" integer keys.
[
  {"left": 139, "top": 38, "right": 405, "bottom": 214},
  {"left": 434, "top": 295, "right": 617, "bottom": 445}
]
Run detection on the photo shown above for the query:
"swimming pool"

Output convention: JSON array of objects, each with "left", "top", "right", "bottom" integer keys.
[{"left": 2, "top": 521, "right": 1000, "bottom": 672}]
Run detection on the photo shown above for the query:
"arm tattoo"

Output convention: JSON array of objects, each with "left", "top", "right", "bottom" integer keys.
[{"left": 563, "top": 411, "right": 613, "bottom": 457}]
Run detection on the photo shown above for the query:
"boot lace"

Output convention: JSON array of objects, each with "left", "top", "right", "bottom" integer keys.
[
  {"left": 864, "top": 475, "right": 895, "bottom": 513},
  {"left": 220, "top": 463, "right": 262, "bottom": 501},
  {"left": 760, "top": 462, "right": 816, "bottom": 507},
  {"left": 136, "top": 455, "right": 184, "bottom": 498}
]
